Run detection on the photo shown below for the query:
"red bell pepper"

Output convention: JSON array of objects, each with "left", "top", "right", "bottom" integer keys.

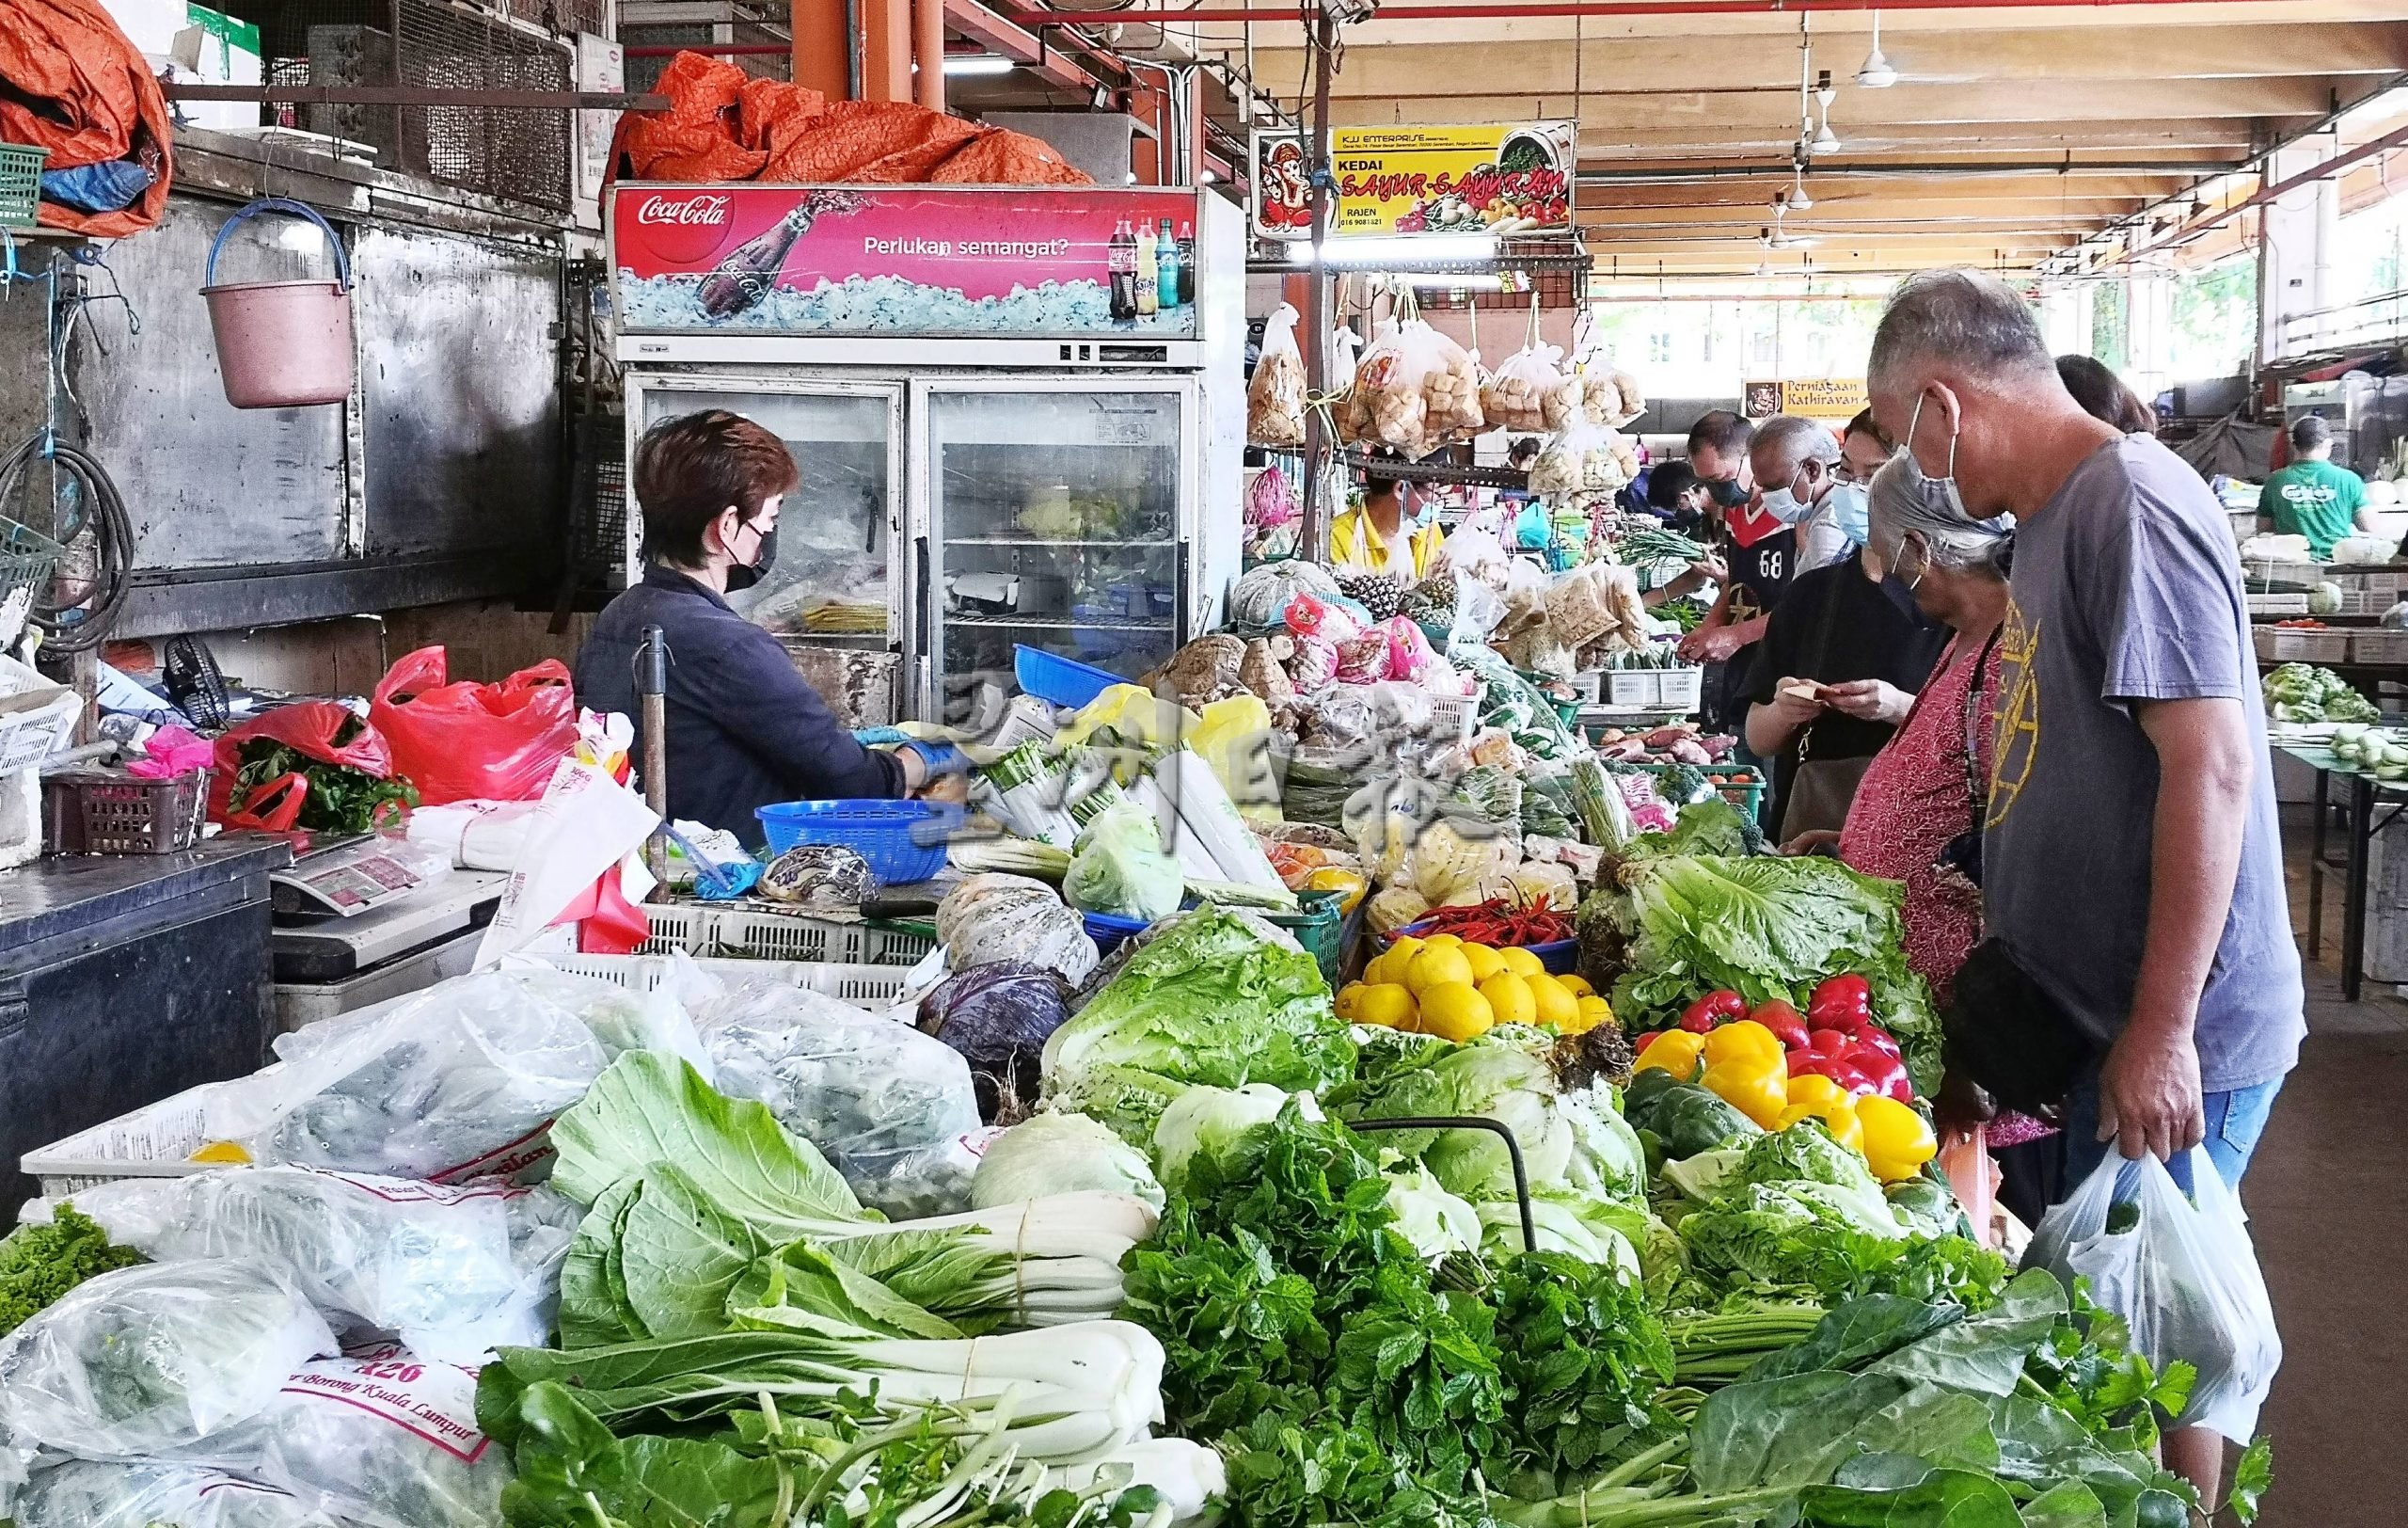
[
  {"left": 1750, "top": 999, "right": 1809, "bottom": 1052},
  {"left": 1791, "top": 1053, "right": 1876, "bottom": 1095},
  {"left": 1853, "top": 1025, "right": 1903, "bottom": 1061},
  {"left": 1808, "top": 974, "right": 1874, "bottom": 1032},
  {"left": 1844, "top": 1043, "right": 1914, "bottom": 1104},
  {"left": 1679, "top": 990, "right": 1747, "bottom": 1033},
  {"left": 1806, "top": 1027, "right": 1854, "bottom": 1058}
]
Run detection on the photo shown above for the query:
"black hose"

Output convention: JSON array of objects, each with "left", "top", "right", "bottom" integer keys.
[{"left": 0, "top": 429, "right": 134, "bottom": 655}]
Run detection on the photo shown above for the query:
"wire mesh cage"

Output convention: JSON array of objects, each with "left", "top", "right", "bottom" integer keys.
[{"left": 249, "top": 0, "right": 586, "bottom": 210}]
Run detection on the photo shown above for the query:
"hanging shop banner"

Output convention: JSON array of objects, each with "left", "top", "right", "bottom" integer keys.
[
  {"left": 610, "top": 183, "right": 1202, "bottom": 338},
  {"left": 1744, "top": 378, "right": 1869, "bottom": 422},
  {"left": 1248, "top": 123, "right": 1576, "bottom": 241}
]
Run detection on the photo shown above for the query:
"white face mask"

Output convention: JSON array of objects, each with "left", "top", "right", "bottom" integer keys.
[{"left": 1898, "top": 390, "right": 1972, "bottom": 521}]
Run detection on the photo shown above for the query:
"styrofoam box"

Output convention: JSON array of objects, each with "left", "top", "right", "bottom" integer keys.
[{"left": 21, "top": 1071, "right": 264, "bottom": 1199}]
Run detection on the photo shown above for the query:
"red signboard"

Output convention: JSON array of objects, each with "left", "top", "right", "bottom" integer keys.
[{"left": 610, "top": 184, "right": 1204, "bottom": 339}]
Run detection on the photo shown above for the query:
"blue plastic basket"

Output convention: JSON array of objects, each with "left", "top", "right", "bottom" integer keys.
[
  {"left": 755, "top": 800, "right": 964, "bottom": 883},
  {"left": 1082, "top": 910, "right": 1150, "bottom": 959},
  {"left": 1015, "top": 645, "right": 1123, "bottom": 709},
  {"left": 1395, "top": 921, "right": 1578, "bottom": 976}
]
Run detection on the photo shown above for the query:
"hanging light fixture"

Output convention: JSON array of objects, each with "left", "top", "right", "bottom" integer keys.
[{"left": 1856, "top": 10, "right": 1897, "bottom": 89}]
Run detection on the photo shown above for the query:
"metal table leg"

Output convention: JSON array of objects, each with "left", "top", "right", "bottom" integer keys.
[
  {"left": 2344, "top": 773, "right": 2372, "bottom": 1002},
  {"left": 2308, "top": 764, "right": 2330, "bottom": 959}
]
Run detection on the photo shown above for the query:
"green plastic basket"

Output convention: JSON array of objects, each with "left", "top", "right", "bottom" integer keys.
[
  {"left": 1267, "top": 886, "right": 1347, "bottom": 989},
  {"left": 1626, "top": 760, "right": 1766, "bottom": 822},
  {"left": 0, "top": 144, "right": 47, "bottom": 231}
]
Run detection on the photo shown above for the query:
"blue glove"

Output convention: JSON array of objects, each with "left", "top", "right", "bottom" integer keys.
[
  {"left": 901, "top": 740, "right": 968, "bottom": 777},
  {"left": 852, "top": 726, "right": 913, "bottom": 747}
]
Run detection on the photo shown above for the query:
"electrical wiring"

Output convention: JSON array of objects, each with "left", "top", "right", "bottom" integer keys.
[{"left": 0, "top": 429, "right": 134, "bottom": 655}]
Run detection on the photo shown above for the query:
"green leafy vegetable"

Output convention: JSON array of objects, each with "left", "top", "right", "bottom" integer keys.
[
  {"left": 0, "top": 1205, "right": 143, "bottom": 1336},
  {"left": 232, "top": 732, "right": 419, "bottom": 834}
]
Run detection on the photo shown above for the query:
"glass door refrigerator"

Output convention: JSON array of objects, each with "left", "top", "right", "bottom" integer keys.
[{"left": 914, "top": 377, "right": 1196, "bottom": 721}]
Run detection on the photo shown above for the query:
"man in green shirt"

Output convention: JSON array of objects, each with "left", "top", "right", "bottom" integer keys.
[{"left": 2263, "top": 414, "right": 2367, "bottom": 557}]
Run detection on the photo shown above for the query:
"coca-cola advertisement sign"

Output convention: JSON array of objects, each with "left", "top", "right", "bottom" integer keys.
[{"left": 611, "top": 184, "right": 1203, "bottom": 339}]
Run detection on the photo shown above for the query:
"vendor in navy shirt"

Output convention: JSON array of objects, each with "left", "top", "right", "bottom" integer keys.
[{"left": 575, "top": 409, "right": 963, "bottom": 849}]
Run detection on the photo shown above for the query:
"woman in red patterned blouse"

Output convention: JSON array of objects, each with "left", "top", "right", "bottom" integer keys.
[{"left": 1839, "top": 456, "right": 2058, "bottom": 1226}]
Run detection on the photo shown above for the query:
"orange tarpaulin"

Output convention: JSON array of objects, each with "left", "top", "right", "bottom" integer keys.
[
  {"left": 0, "top": 0, "right": 174, "bottom": 238},
  {"left": 613, "top": 52, "right": 1088, "bottom": 190}
]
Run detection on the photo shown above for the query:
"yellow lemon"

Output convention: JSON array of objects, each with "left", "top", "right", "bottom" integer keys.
[
  {"left": 1497, "top": 946, "right": 1546, "bottom": 979},
  {"left": 1461, "top": 943, "right": 1507, "bottom": 984},
  {"left": 1421, "top": 932, "right": 1464, "bottom": 948},
  {"left": 1575, "top": 995, "right": 1614, "bottom": 1033},
  {"left": 1418, "top": 982, "right": 1495, "bottom": 1043},
  {"left": 1528, "top": 974, "right": 1580, "bottom": 1031},
  {"left": 1383, "top": 936, "right": 1425, "bottom": 977},
  {"left": 1335, "top": 983, "right": 1366, "bottom": 1023},
  {"left": 1404, "top": 945, "right": 1475, "bottom": 995},
  {"left": 1355, "top": 983, "right": 1418, "bottom": 1031},
  {"left": 1555, "top": 973, "right": 1594, "bottom": 998},
  {"left": 1477, "top": 972, "right": 1536, "bottom": 1028}
]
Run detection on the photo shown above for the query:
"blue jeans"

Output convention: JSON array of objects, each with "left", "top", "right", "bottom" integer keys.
[{"left": 2057, "top": 1074, "right": 2284, "bottom": 1198}]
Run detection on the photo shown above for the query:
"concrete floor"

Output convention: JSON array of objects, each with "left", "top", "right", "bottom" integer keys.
[{"left": 2238, "top": 815, "right": 2408, "bottom": 1526}]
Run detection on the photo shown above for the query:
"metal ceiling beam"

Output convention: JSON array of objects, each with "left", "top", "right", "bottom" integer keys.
[{"left": 166, "top": 84, "right": 670, "bottom": 108}]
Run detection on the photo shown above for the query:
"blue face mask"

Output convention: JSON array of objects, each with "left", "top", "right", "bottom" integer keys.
[
  {"left": 1829, "top": 483, "right": 1871, "bottom": 546},
  {"left": 1899, "top": 390, "right": 1972, "bottom": 521}
]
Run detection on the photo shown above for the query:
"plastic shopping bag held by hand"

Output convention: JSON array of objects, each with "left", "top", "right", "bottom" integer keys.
[
  {"left": 370, "top": 646, "right": 578, "bottom": 805},
  {"left": 2025, "top": 1148, "right": 2281, "bottom": 1443}
]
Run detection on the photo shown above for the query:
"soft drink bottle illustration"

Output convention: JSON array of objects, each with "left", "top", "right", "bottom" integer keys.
[
  {"left": 698, "top": 191, "right": 861, "bottom": 318},
  {"left": 1108, "top": 218, "right": 1137, "bottom": 322},
  {"left": 1134, "top": 221, "right": 1158, "bottom": 316},
  {"left": 1155, "top": 219, "right": 1178, "bottom": 311}
]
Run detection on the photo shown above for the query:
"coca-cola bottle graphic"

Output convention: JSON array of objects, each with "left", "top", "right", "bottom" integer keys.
[
  {"left": 697, "top": 191, "right": 863, "bottom": 319},
  {"left": 1176, "top": 220, "right": 1196, "bottom": 306},
  {"left": 1107, "top": 218, "right": 1138, "bottom": 323}
]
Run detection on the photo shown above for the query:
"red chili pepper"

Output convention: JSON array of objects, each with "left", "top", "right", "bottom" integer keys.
[
  {"left": 1791, "top": 1053, "right": 1876, "bottom": 1095},
  {"left": 1749, "top": 999, "right": 1809, "bottom": 1052},
  {"left": 1808, "top": 974, "right": 1874, "bottom": 1031},
  {"left": 1806, "top": 1027, "right": 1854, "bottom": 1058}
]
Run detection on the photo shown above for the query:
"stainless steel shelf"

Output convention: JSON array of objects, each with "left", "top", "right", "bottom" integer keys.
[{"left": 944, "top": 613, "right": 1172, "bottom": 630}]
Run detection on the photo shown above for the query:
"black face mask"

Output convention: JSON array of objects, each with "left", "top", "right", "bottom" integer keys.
[
  {"left": 723, "top": 524, "right": 777, "bottom": 593},
  {"left": 1704, "top": 477, "right": 1750, "bottom": 509},
  {"left": 1877, "top": 571, "right": 1924, "bottom": 620}
]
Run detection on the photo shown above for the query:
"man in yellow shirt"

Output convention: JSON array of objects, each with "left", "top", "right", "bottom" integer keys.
[{"left": 1329, "top": 466, "right": 1445, "bottom": 578}]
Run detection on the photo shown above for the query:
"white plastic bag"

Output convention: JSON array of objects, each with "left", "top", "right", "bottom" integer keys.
[
  {"left": 42, "top": 1168, "right": 578, "bottom": 1364},
  {"left": 206, "top": 1345, "right": 509, "bottom": 1528},
  {"left": 695, "top": 981, "right": 986, "bottom": 1216},
  {"left": 9, "top": 1460, "right": 350, "bottom": 1528},
  {"left": 1342, "top": 318, "right": 1482, "bottom": 459},
  {"left": 205, "top": 968, "right": 656, "bottom": 1182},
  {"left": 1482, "top": 310, "right": 1562, "bottom": 434},
  {"left": 0, "top": 1261, "right": 336, "bottom": 1461},
  {"left": 2025, "top": 1149, "right": 2282, "bottom": 1443},
  {"left": 1247, "top": 302, "right": 1307, "bottom": 448}
]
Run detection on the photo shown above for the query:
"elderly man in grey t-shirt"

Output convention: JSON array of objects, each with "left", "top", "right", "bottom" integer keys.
[{"left": 1866, "top": 270, "right": 2302, "bottom": 1504}]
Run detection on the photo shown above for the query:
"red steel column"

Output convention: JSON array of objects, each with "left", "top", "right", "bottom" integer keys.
[{"left": 913, "top": 0, "right": 946, "bottom": 111}]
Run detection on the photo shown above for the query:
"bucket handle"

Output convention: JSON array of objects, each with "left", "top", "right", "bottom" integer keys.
[{"left": 205, "top": 198, "right": 352, "bottom": 294}]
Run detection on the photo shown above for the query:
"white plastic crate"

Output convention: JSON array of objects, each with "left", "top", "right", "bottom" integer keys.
[
  {"left": 1656, "top": 667, "right": 1704, "bottom": 711},
  {"left": 2258, "top": 628, "right": 2350, "bottom": 664},
  {"left": 1604, "top": 668, "right": 1703, "bottom": 710},
  {"left": 1427, "top": 692, "right": 1478, "bottom": 741},
  {"left": 21, "top": 1074, "right": 254, "bottom": 1199},
  {"left": 642, "top": 902, "right": 935, "bottom": 964},
  {"left": 532, "top": 951, "right": 912, "bottom": 1009},
  {"left": 0, "top": 653, "right": 77, "bottom": 774},
  {"left": 2351, "top": 629, "right": 2408, "bottom": 667},
  {"left": 2246, "top": 593, "right": 2310, "bottom": 617}
]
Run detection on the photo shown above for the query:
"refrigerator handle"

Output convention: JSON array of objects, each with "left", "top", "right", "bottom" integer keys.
[
  {"left": 915, "top": 533, "right": 933, "bottom": 718},
  {"left": 1177, "top": 536, "right": 1192, "bottom": 645}
]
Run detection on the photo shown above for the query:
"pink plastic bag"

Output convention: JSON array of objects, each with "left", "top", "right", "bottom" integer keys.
[
  {"left": 126, "top": 725, "right": 214, "bottom": 779},
  {"left": 1940, "top": 1126, "right": 1999, "bottom": 1249},
  {"left": 1286, "top": 592, "right": 1364, "bottom": 645},
  {"left": 1374, "top": 616, "right": 1438, "bottom": 684}
]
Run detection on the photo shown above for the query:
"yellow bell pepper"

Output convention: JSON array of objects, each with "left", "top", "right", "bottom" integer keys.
[
  {"left": 1784, "top": 1073, "right": 1849, "bottom": 1110},
  {"left": 1633, "top": 1028, "right": 1706, "bottom": 1082},
  {"left": 1303, "top": 867, "right": 1368, "bottom": 915},
  {"left": 1701, "top": 1052, "right": 1789, "bottom": 1131},
  {"left": 1776, "top": 1095, "right": 1865, "bottom": 1154},
  {"left": 1702, "top": 1019, "right": 1784, "bottom": 1069},
  {"left": 1855, "top": 1095, "right": 1939, "bottom": 1183}
]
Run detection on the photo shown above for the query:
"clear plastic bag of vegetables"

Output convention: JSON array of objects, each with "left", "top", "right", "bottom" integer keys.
[
  {"left": 1247, "top": 302, "right": 1307, "bottom": 448},
  {"left": 8, "top": 1460, "right": 351, "bottom": 1528},
  {"left": 1344, "top": 316, "right": 1481, "bottom": 458}
]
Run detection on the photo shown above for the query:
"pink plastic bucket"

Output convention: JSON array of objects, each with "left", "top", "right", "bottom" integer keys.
[{"left": 200, "top": 198, "right": 355, "bottom": 409}]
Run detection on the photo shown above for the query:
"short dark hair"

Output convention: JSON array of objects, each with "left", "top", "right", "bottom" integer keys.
[
  {"left": 2055, "top": 356, "right": 2158, "bottom": 436},
  {"left": 1646, "top": 460, "right": 1701, "bottom": 512},
  {"left": 634, "top": 409, "right": 799, "bottom": 567},
  {"left": 1508, "top": 437, "right": 1542, "bottom": 465},
  {"left": 1844, "top": 407, "right": 1890, "bottom": 448},
  {"left": 1687, "top": 409, "right": 1753, "bottom": 463},
  {"left": 2291, "top": 413, "right": 2333, "bottom": 454},
  {"left": 1362, "top": 462, "right": 1408, "bottom": 496}
]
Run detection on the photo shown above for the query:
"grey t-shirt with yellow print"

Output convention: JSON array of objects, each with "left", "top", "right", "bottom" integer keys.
[{"left": 1983, "top": 435, "right": 2304, "bottom": 1092}]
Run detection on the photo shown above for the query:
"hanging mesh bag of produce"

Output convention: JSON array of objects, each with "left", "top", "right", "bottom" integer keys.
[
  {"left": 1481, "top": 301, "right": 1562, "bottom": 434},
  {"left": 1247, "top": 301, "right": 1307, "bottom": 448}
]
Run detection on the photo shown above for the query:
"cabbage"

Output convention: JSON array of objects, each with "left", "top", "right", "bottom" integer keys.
[
  {"left": 973, "top": 1113, "right": 1164, "bottom": 1212},
  {"left": 1475, "top": 1194, "right": 1638, "bottom": 1280},
  {"left": 1383, "top": 1165, "right": 1481, "bottom": 1262},
  {"left": 1346, "top": 1027, "right": 1572, "bottom": 1201},
  {"left": 1152, "top": 1084, "right": 1318, "bottom": 1189},
  {"left": 1040, "top": 907, "right": 1353, "bottom": 1107},
  {"left": 1559, "top": 1086, "right": 1647, "bottom": 1202},
  {"left": 1063, "top": 800, "right": 1184, "bottom": 922},
  {"left": 919, "top": 963, "right": 1071, "bottom": 1122}
]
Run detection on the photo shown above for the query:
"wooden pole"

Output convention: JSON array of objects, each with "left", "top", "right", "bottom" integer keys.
[{"left": 1298, "top": 10, "right": 1338, "bottom": 567}]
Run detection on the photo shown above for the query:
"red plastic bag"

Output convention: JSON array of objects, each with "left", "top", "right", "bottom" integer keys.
[
  {"left": 210, "top": 702, "right": 398, "bottom": 832},
  {"left": 369, "top": 647, "right": 578, "bottom": 806}
]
